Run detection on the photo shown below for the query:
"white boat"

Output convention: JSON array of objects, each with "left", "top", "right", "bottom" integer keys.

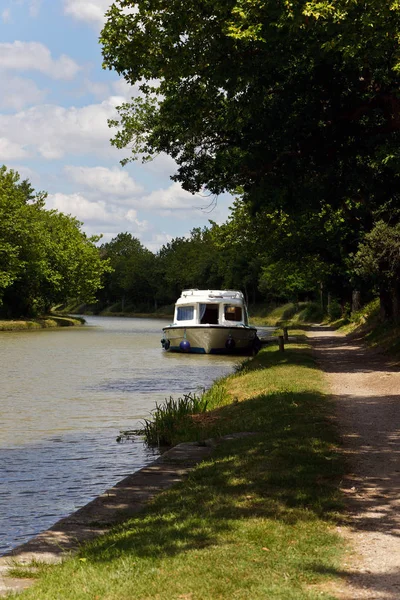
[{"left": 161, "top": 289, "right": 261, "bottom": 354}]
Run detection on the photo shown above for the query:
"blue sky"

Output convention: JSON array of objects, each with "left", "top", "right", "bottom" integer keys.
[{"left": 0, "top": 0, "right": 233, "bottom": 250}]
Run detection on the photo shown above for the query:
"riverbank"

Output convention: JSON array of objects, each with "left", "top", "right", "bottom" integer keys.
[
  {"left": 4, "top": 335, "right": 346, "bottom": 599},
  {"left": 99, "top": 310, "right": 173, "bottom": 319},
  {"left": 0, "top": 315, "right": 85, "bottom": 331}
]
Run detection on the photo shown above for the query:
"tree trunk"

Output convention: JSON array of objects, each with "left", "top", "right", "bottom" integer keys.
[
  {"left": 351, "top": 290, "right": 361, "bottom": 314},
  {"left": 320, "top": 282, "right": 325, "bottom": 312},
  {"left": 392, "top": 283, "right": 400, "bottom": 323},
  {"left": 379, "top": 286, "right": 392, "bottom": 321}
]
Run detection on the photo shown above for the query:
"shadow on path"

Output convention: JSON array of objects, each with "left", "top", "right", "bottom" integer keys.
[{"left": 309, "top": 328, "right": 400, "bottom": 599}]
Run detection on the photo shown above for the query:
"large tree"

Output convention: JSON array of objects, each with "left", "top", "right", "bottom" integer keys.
[
  {"left": 0, "top": 166, "right": 110, "bottom": 317},
  {"left": 101, "top": 1, "right": 400, "bottom": 317},
  {"left": 98, "top": 232, "right": 158, "bottom": 311},
  {"left": 101, "top": 1, "right": 400, "bottom": 214}
]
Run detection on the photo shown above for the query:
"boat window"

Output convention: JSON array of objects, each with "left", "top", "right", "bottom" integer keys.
[
  {"left": 224, "top": 305, "right": 242, "bottom": 322},
  {"left": 177, "top": 306, "right": 194, "bottom": 321},
  {"left": 200, "top": 304, "right": 219, "bottom": 324}
]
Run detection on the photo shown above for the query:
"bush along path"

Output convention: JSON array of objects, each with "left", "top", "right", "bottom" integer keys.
[
  {"left": 3, "top": 339, "right": 346, "bottom": 600},
  {"left": 308, "top": 326, "right": 400, "bottom": 600}
]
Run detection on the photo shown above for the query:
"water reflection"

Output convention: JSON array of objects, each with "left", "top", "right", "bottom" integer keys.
[
  {"left": 0, "top": 431, "right": 158, "bottom": 554},
  {"left": 0, "top": 316, "right": 242, "bottom": 554}
]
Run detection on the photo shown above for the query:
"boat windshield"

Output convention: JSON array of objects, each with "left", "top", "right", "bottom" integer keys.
[
  {"left": 224, "top": 304, "right": 242, "bottom": 322},
  {"left": 200, "top": 303, "right": 219, "bottom": 324},
  {"left": 177, "top": 306, "right": 194, "bottom": 321}
]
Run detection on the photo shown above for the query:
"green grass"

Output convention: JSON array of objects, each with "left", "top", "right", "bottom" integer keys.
[
  {"left": 0, "top": 315, "right": 84, "bottom": 331},
  {"left": 336, "top": 298, "right": 400, "bottom": 357},
  {"left": 338, "top": 298, "right": 380, "bottom": 334},
  {"left": 14, "top": 340, "right": 344, "bottom": 600},
  {"left": 119, "top": 392, "right": 210, "bottom": 446},
  {"left": 249, "top": 302, "right": 302, "bottom": 326},
  {"left": 250, "top": 302, "right": 324, "bottom": 327},
  {"left": 362, "top": 320, "right": 400, "bottom": 357}
]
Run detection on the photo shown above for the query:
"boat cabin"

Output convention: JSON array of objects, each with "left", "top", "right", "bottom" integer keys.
[{"left": 173, "top": 289, "right": 249, "bottom": 326}]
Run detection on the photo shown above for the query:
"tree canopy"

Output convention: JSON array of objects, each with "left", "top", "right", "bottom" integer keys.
[
  {"left": 0, "top": 166, "right": 110, "bottom": 317},
  {"left": 100, "top": 1, "right": 400, "bottom": 319},
  {"left": 101, "top": 1, "right": 400, "bottom": 217}
]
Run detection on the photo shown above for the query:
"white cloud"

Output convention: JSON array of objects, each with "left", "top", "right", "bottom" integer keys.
[
  {"left": 64, "top": 0, "right": 137, "bottom": 27},
  {"left": 0, "top": 74, "right": 47, "bottom": 110},
  {"left": 1, "top": 8, "right": 11, "bottom": 23},
  {"left": 111, "top": 78, "right": 142, "bottom": 100},
  {"left": 83, "top": 79, "right": 111, "bottom": 100},
  {"left": 47, "top": 192, "right": 110, "bottom": 223},
  {"left": 29, "top": 0, "right": 42, "bottom": 17},
  {"left": 0, "top": 98, "right": 121, "bottom": 160},
  {"left": 12, "top": 0, "right": 42, "bottom": 17},
  {"left": 145, "top": 232, "right": 173, "bottom": 252},
  {"left": 143, "top": 153, "right": 178, "bottom": 178},
  {"left": 0, "top": 137, "right": 29, "bottom": 160},
  {"left": 64, "top": 165, "right": 143, "bottom": 198},
  {"left": 140, "top": 182, "right": 200, "bottom": 211},
  {"left": 5, "top": 164, "right": 40, "bottom": 186},
  {"left": 137, "top": 182, "right": 234, "bottom": 223},
  {"left": 63, "top": 0, "right": 111, "bottom": 26},
  {"left": 0, "top": 41, "right": 80, "bottom": 80},
  {"left": 46, "top": 191, "right": 149, "bottom": 240}
]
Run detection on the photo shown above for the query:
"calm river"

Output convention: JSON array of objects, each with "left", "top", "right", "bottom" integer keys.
[{"left": 0, "top": 316, "right": 243, "bottom": 555}]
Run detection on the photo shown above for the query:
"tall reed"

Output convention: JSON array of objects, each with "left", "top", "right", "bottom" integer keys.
[
  {"left": 143, "top": 392, "right": 208, "bottom": 446},
  {"left": 116, "top": 392, "right": 209, "bottom": 447}
]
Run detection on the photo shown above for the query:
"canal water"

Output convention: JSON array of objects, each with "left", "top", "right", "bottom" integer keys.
[{"left": 0, "top": 316, "right": 243, "bottom": 555}]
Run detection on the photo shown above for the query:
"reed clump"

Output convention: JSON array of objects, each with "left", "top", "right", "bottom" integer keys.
[{"left": 118, "top": 392, "right": 209, "bottom": 446}]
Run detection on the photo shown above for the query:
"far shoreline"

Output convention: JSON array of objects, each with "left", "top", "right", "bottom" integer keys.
[{"left": 0, "top": 315, "right": 85, "bottom": 332}]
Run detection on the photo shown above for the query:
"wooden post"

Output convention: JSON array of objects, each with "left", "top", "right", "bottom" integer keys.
[
  {"left": 283, "top": 326, "right": 288, "bottom": 342},
  {"left": 278, "top": 335, "right": 285, "bottom": 352}
]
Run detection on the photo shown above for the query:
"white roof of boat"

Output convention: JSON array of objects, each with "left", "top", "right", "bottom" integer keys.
[{"left": 177, "top": 289, "right": 245, "bottom": 304}]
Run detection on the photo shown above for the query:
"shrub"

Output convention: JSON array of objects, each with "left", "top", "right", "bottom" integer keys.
[
  {"left": 327, "top": 299, "right": 342, "bottom": 321},
  {"left": 297, "top": 302, "right": 324, "bottom": 323}
]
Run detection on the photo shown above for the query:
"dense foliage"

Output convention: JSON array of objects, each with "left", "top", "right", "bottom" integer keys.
[
  {"left": 102, "top": 1, "right": 400, "bottom": 209},
  {"left": 0, "top": 166, "right": 110, "bottom": 318},
  {"left": 100, "top": 0, "right": 400, "bottom": 320}
]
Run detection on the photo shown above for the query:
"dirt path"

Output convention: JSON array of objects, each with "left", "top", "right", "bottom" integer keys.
[{"left": 309, "top": 327, "right": 400, "bottom": 600}]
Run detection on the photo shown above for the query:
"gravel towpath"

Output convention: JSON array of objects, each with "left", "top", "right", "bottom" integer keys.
[{"left": 308, "top": 327, "right": 400, "bottom": 600}]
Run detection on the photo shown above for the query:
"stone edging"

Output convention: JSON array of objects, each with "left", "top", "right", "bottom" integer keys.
[{"left": 0, "top": 433, "right": 257, "bottom": 595}]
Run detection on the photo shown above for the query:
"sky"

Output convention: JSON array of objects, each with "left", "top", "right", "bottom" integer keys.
[{"left": 0, "top": 0, "right": 233, "bottom": 251}]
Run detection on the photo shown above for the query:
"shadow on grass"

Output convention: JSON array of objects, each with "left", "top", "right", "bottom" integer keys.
[
  {"left": 309, "top": 563, "right": 400, "bottom": 599},
  {"left": 81, "top": 388, "right": 344, "bottom": 564}
]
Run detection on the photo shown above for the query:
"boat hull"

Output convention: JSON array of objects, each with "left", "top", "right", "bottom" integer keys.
[{"left": 162, "top": 325, "right": 259, "bottom": 355}]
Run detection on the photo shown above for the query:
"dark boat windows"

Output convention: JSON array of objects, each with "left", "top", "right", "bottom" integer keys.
[
  {"left": 177, "top": 306, "right": 194, "bottom": 321},
  {"left": 200, "top": 303, "right": 219, "bottom": 324},
  {"left": 224, "top": 304, "right": 242, "bottom": 322}
]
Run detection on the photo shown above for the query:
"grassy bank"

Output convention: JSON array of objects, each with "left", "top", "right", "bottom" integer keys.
[
  {"left": 0, "top": 315, "right": 85, "bottom": 331},
  {"left": 336, "top": 299, "right": 400, "bottom": 358},
  {"left": 14, "top": 339, "right": 345, "bottom": 600},
  {"left": 250, "top": 302, "right": 324, "bottom": 327}
]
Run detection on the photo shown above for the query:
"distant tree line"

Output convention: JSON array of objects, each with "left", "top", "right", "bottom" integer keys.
[
  {"left": 1, "top": 163, "right": 399, "bottom": 321},
  {"left": 95, "top": 196, "right": 395, "bottom": 319}
]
